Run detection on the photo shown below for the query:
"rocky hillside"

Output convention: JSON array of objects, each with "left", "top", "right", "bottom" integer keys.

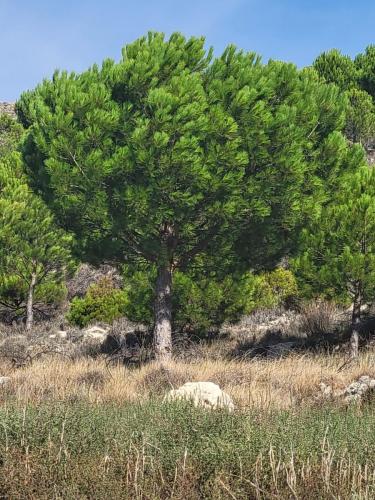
[{"left": 0, "top": 102, "right": 16, "bottom": 119}]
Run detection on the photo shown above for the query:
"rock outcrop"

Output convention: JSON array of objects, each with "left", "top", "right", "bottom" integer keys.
[{"left": 320, "top": 375, "right": 375, "bottom": 404}]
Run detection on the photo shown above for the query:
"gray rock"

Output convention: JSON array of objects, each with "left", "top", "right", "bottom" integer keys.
[
  {"left": 344, "top": 375, "right": 375, "bottom": 403},
  {"left": 82, "top": 326, "right": 109, "bottom": 342},
  {"left": 49, "top": 330, "right": 68, "bottom": 340},
  {"left": 320, "top": 375, "right": 375, "bottom": 403},
  {"left": 0, "top": 102, "right": 16, "bottom": 119}
]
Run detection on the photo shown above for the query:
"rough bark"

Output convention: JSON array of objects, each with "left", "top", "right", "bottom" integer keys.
[
  {"left": 153, "top": 264, "right": 173, "bottom": 361},
  {"left": 350, "top": 287, "right": 361, "bottom": 358},
  {"left": 26, "top": 272, "right": 37, "bottom": 332}
]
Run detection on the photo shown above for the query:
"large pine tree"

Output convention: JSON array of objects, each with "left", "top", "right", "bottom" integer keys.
[{"left": 18, "top": 32, "right": 361, "bottom": 358}]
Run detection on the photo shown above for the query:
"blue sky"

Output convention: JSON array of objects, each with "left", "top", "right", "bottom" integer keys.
[{"left": 1, "top": 0, "right": 375, "bottom": 101}]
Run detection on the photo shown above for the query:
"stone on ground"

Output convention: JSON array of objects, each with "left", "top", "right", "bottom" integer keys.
[
  {"left": 164, "top": 381, "right": 234, "bottom": 411},
  {"left": 0, "top": 376, "right": 11, "bottom": 386}
]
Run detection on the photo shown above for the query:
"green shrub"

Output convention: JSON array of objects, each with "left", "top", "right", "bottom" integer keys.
[
  {"left": 122, "top": 266, "right": 298, "bottom": 334},
  {"left": 172, "top": 272, "right": 245, "bottom": 333},
  {"left": 67, "top": 277, "right": 128, "bottom": 327},
  {"left": 242, "top": 267, "right": 299, "bottom": 313},
  {"left": 122, "top": 268, "right": 155, "bottom": 325},
  {"left": 122, "top": 265, "right": 246, "bottom": 334},
  {"left": 76, "top": 267, "right": 298, "bottom": 334}
]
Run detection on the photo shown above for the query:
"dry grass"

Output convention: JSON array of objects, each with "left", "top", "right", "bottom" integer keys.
[{"left": 2, "top": 349, "right": 375, "bottom": 410}]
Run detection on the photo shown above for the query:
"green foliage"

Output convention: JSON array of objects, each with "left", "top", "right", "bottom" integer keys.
[
  {"left": 0, "top": 274, "right": 67, "bottom": 319},
  {"left": 121, "top": 266, "right": 155, "bottom": 325},
  {"left": 241, "top": 268, "right": 298, "bottom": 313},
  {"left": 67, "top": 277, "right": 128, "bottom": 327},
  {"left": 18, "top": 32, "right": 359, "bottom": 341},
  {"left": 172, "top": 272, "right": 246, "bottom": 333},
  {"left": 0, "top": 153, "right": 74, "bottom": 319},
  {"left": 0, "top": 113, "right": 23, "bottom": 158},
  {"left": 122, "top": 265, "right": 245, "bottom": 333},
  {"left": 313, "top": 49, "right": 358, "bottom": 90},
  {"left": 123, "top": 265, "right": 298, "bottom": 333},
  {"left": 345, "top": 88, "right": 375, "bottom": 147},
  {"left": 293, "top": 165, "right": 375, "bottom": 304},
  {"left": 355, "top": 45, "right": 375, "bottom": 100},
  {"left": 313, "top": 46, "right": 375, "bottom": 149}
]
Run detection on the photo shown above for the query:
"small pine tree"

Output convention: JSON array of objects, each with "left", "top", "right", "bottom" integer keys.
[
  {"left": 355, "top": 45, "right": 375, "bottom": 100},
  {"left": 294, "top": 165, "right": 375, "bottom": 357},
  {"left": 0, "top": 156, "right": 74, "bottom": 329},
  {"left": 345, "top": 88, "right": 375, "bottom": 148}
]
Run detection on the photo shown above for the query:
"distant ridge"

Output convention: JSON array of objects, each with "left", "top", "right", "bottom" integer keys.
[{"left": 0, "top": 102, "right": 16, "bottom": 119}]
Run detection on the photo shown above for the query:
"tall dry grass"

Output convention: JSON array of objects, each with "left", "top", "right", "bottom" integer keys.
[{"left": 1, "top": 350, "right": 375, "bottom": 410}]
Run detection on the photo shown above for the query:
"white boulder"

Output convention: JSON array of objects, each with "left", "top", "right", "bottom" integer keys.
[
  {"left": 0, "top": 376, "right": 11, "bottom": 386},
  {"left": 164, "top": 381, "right": 234, "bottom": 411}
]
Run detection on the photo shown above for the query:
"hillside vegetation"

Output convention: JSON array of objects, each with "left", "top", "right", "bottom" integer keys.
[{"left": 2, "top": 33, "right": 375, "bottom": 498}]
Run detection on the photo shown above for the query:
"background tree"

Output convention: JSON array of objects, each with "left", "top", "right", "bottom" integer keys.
[
  {"left": 19, "top": 33, "right": 361, "bottom": 358},
  {"left": 355, "top": 45, "right": 375, "bottom": 101},
  {"left": 313, "top": 49, "right": 358, "bottom": 91},
  {"left": 293, "top": 165, "right": 375, "bottom": 357},
  {"left": 314, "top": 47, "right": 375, "bottom": 152},
  {"left": 345, "top": 88, "right": 375, "bottom": 148},
  {"left": 0, "top": 155, "right": 74, "bottom": 329}
]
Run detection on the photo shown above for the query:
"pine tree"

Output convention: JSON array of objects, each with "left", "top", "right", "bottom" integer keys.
[
  {"left": 294, "top": 165, "right": 375, "bottom": 357},
  {"left": 18, "top": 33, "right": 361, "bottom": 358},
  {"left": 345, "top": 88, "right": 375, "bottom": 148},
  {"left": 314, "top": 48, "right": 375, "bottom": 150},
  {"left": 355, "top": 45, "right": 375, "bottom": 100},
  {"left": 0, "top": 155, "right": 73, "bottom": 329},
  {"left": 313, "top": 49, "right": 358, "bottom": 91}
]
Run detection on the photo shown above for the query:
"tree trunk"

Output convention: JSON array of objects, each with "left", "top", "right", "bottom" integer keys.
[
  {"left": 26, "top": 273, "right": 37, "bottom": 332},
  {"left": 153, "top": 264, "right": 172, "bottom": 361},
  {"left": 350, "top": 287, "right": 361, "bottom": 358}
]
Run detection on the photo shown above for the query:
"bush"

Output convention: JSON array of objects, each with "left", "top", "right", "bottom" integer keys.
[
  {"left": 76, "top": 267, "right": 298, "bottom": 335},
  {"left": 122, "top": 268, "right": 155, "bottom": 325},
  {"left": 67, "top": 277, "right": 128, "bottom": 327},
  {"left": 123, "top": 266, "right": 246, "bottom": 334},
  {"left": 242, "top": 268, "right": 299, "bottom": 313},
  {"left": 122, "top": 266, "right": 299, "bottom": 334},
  {"left": 299, "top": 300, "right": 340, "bottom": 338}
]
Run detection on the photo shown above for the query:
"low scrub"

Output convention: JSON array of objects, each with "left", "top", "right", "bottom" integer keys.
[
  {"left": 0, "top": 401, "right": 375, "bottom": 498},
  {"left": 67, "top": 277, "right": 128, "bottom": 327},
  {"left": 300, "top": 300, "right": 343, "bottom": 339}
]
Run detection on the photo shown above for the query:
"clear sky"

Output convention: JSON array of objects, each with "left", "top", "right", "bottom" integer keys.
[{"left": 1, "top": 0, "right": 375, "bottom": 101}]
